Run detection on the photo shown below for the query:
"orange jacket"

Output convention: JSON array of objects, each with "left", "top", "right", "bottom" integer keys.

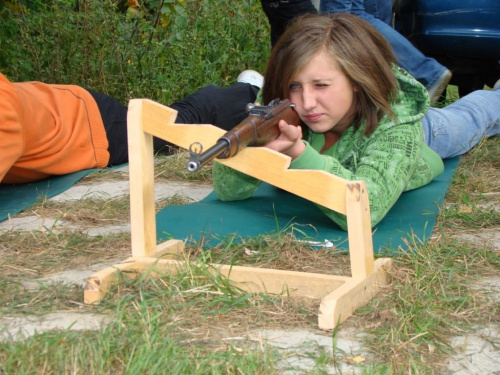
[{"left": 0, "top": 73, "right": 109, "bottom": 184}]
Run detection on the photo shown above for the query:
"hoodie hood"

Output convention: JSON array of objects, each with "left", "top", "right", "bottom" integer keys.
[{"left": 389, "top": 65, "right": 430, "bottom": 125}]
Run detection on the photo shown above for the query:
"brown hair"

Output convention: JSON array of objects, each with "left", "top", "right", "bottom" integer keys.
[{"left": 262, "top": 13, "right": 398, "bottom": 135}]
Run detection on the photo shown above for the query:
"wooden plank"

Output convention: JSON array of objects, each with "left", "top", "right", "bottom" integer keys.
[
  {"left": 317, "top": 258, "right": 392, "bottom": 330},
  {"left": 104, "top": 98, "right": 391, "bottom": 332},
  {"left": 345, "top": 181, "right": 375, "bottom": 279},
  {"left": 222, "top": 151, "right": 347, "bottom": 215},
  {"left": 139, "top": 99, "right": 348, "bottom": 215},
  {"left": 84, "top": 257, "right": 138, "bottom": 304},
  {"left": 115, "top": 258, "right": 349, "bottom": 300},
  {"left": 141, "top": 100, "right": 216, "bottom": 149},
  {"left": 155, "top": 239, "right": 185, "bottom": 259},
  {"left": 213, "top": 263, "right": 348, "bottom": 299},
  {"left": 84, "top": 255, "right": 389, "bottom": 326},
  {"left": 84, "top": 255, "right": 391, "bottom": 326},
  {"left": 127, "top": 100, "right": 157, "bottom": 257},
  {"left": 84, "top": 241, "right": 184, "bottom": 305}
]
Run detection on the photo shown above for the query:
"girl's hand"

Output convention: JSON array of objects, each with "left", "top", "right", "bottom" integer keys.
[{"left": 264, "top": 119, "right": 305, "bottom": 159}]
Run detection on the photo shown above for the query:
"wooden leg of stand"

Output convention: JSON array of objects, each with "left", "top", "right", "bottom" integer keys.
[
  {"left": 84, "top": 257, "right": 138, "bottom": 304},
  {"left": 346, "top": 181, "right": 375, "bottom": 279},
  {"left": 317, "top": 258, "right": 392, "bottom": 330}
]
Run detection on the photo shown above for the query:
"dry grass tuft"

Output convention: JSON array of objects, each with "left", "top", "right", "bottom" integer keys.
[
  {"left": 186, "top": 233, "right": 352, "bottom": 277},
  {"left": 0, "top": 231, "right": 131, "bottom": 278},
  {"left": 154, "top": 150, "right": 214, "bottom": 182}
]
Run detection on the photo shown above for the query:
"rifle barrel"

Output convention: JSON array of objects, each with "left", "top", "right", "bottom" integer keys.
[
  {"left": 187, "top": 139, "right": 230, "bottom": 172},
  {"left": 186, "top": 99, "right": 298, "bottom": 172}
]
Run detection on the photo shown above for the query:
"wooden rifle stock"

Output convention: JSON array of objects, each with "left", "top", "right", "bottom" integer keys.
[{"left": 187, "top": 98, "right": 299, "bottom": 172}]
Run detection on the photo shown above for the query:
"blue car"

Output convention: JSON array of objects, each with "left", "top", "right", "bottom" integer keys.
[{"left": 396, "top": 0, "right": 500, "bottom": 97}]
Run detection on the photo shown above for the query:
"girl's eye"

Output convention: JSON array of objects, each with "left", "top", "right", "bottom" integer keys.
[
  {"left": 289, "top": 82, "right": 301, "bottom": 90},
  {"left": 316, "top": 83, "right": 329, "bottom": 87}
]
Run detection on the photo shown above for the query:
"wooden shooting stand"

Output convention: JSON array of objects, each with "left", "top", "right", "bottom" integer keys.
[{"left": 84, "top": 99, "right": 392, "bottom": 330}]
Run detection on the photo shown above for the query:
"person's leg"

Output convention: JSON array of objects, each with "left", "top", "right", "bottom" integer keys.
[
  {"left": 320, "top": 0, "right": 392, "bottom": 25},
  {"left": 157, "top": 83, "right": 258, "bottom": 153},
  {"left": 319, "top": 0, "right": 351, "bottom": 13},
  {"left": 89, "top": 83, "right": 259, "bottom": 165},
  {"left": 320, "top": 0, "right": 449, "bottom": 98},
  {"left": 353, "top": 0, "right": 447, "bottom": 91},
  {"left": 260, "top": 0, "right": 318, "bottom": 46},
  {"left": 87, "top": 89, "right": 129, "bottom": 166},
  {"left": 421, "top": 88, "right": 500, "bottom": 159},
  {"left": 169, "top": 83, "right": 258, "bottom": 131},
  {"left": 364, "top": 0, "right": 392, "bottom": 26}
]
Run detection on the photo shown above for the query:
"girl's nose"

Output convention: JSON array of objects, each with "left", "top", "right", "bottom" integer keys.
[{"left": 301, "top": 86, "right": 316, "bottom": 110}]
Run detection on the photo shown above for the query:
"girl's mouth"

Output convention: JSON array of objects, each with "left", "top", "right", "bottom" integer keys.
[{"left": 304, "top": 113, "right": 322, "bottom": 122}]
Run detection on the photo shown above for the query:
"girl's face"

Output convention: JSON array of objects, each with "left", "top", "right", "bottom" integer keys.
[{"left": 288, "top": 48, "right": 357, "bottom": 136}]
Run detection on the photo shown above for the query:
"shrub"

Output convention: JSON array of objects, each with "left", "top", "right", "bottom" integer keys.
[{"left": 0, "top": 0, "right": 270, "bottom": 105}]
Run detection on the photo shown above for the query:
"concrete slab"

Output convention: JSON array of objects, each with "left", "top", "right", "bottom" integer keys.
[
  {"left": 253, "top": 328, "right": 369, "bottom": 374},
  {"left": 0, "top": 313, "right": 112, "bottom": 342},
  {"left": 446, "top": 325, "right": 500, "bottom": 375},
  {"left": 49, "top": 180, "right": 212, "bottom": 203},
  {"left": 454, "top": 230, "right": 500, "bottom": 251},
  {"left": 0, "top": 216, "right": 66, "bottom": 233},
  {"left": 471, "top": 276, "right": 500, "bottom": 303},
  {"left": 82, "top": 223, "right": 131, "bottom": 237},
  {"left": 21, "top": 259, "right": 127, "bottom": 289}
]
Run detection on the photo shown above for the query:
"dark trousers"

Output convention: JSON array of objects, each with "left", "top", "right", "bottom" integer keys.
[
  {"left": 260, "top": 0, "right": 318, "bottom": 46},
  {"left": 88, "top": 83, "right": 259, "bottom": 166}
]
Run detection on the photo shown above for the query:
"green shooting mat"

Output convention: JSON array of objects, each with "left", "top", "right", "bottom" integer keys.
[
  {"left": 156, "top": 157, "right": 461, "bottom": 254},
  {"left": 0, "top": 169, "right": 97, "bottom": 222}
]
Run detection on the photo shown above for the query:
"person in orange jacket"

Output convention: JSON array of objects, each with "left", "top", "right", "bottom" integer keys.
[{"left": 0, "top": 71, "right": 261, "bottom": 184}]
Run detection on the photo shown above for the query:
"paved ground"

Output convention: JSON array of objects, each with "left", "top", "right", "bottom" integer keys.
[{"left": 1, "top": 165, "right": 499, "bottom": 374}]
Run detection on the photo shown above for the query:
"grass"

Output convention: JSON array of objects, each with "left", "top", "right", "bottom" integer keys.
[
  {"left": 360, "top": 238, "right": 499, "bottom": 372},
  {"left": 1, "top": 324, "right": 278, "bottom": 373},
  {"left": 154, "top": 151, "right": 214, "bottom": 183},
  {"left": 1, "top": 138, "right": 498, "bottom": 373},
  {"left": 0, "top": 0, "right": 499, "bottom": 373},
  {"left": 0, "top": 240, "right": 313, "bottom": 374}
]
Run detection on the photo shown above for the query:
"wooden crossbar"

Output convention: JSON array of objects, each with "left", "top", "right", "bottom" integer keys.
[{"left": 84, "top": 98, "right": 392, "bottom": 330}]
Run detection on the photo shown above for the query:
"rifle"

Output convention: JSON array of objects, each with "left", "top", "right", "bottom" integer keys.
[{"left": 187, "top": 98, "right": 299, "bottom": 172}]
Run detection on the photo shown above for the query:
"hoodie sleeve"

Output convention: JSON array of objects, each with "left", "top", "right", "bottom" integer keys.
[
  {"left": 212, "top": 162, "right": 262, "bottom": 201},
  {"left": 291, "top": 122, "right": 425, "bottom": 230}
]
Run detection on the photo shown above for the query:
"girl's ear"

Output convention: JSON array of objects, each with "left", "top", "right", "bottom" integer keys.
[{"left": 348, "top": 77, "right": 359, "bottom": 93}]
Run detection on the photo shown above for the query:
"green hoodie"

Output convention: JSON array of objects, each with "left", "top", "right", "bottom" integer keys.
[{"left": 212, "top": 67, "right": 444, "bottom": 230}]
